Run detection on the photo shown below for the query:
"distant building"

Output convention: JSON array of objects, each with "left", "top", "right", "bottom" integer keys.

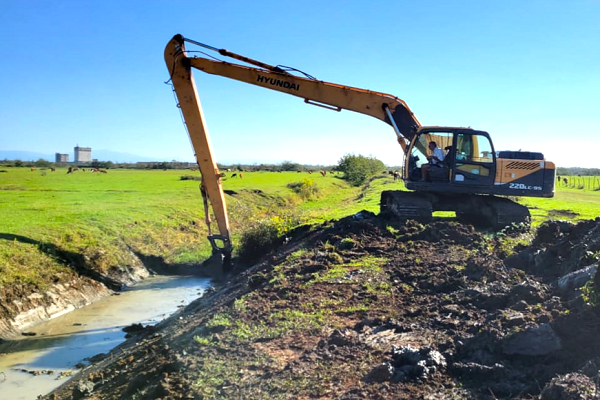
[
  {"left": 74, "top": 146, "right": 92, "bottom": 163},
  {"left": 55, "top": 153, "right": 69, "bottom": 162}
]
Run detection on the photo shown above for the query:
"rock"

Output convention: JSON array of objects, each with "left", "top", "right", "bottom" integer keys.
[
  {"left": 509, "top": 280, "right": 548, "bottom": 304},
  {"left": 512, "top": 300, "right": 529, "bottom": 312},
  {"left": 392, "top": 345, "right": 422, "bottom": 366},
  {"left": 555, "top": 265, "right": 597, "bottom": 296},
  {"left": 122, "top": 323, "right": 144, "bottom": 333},
  {"left": 390, "top": 345, "right": 446, "bottom": 380},
  {"left": 540, "top": 373, "right": 596, "bottom": 400},
  {"left": 328, "top": 328, "right": 358, "bottom": 346},
  {"left": 364, "top": 362, "right": 394, "bottom": 382},
  {"left": 502, "top": 323, "right": 562, "bottom": 356},
  {"left": 72, "top": 380, "right": 95, "bottom": 400}
]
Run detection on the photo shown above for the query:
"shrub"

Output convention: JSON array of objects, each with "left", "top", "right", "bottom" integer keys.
[
  {"left": 287, "top": 178, "right": 319, "bottom": 199},
  {"left": 279, "top": 160, "right": 303, "bottom": 172},
  {"left": 180, "top": 175, "right": 201, "bottom": 181},
  {"left": 237, "top": 216, "right": 297, "bottom": 263},
  {"left": 337, "top": 154, "right": 385, "bottom": 186}
]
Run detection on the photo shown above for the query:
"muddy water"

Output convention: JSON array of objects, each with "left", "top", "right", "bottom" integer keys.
[{"left": 0, "top": 275, "right": 210, "bottom": 400}]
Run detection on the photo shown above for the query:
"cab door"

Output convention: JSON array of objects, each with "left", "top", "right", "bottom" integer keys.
[{"left": 452, "top": 132, "right": 495, "bottom": 187}]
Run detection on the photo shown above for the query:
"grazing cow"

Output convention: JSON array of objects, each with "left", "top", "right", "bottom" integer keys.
[
  {"left": 239, "top": 173, "right": 243, "bottom": 178},
  {"left": 231, "top": 173, "right": 237, "bottom": 178},
  {"left": 67, "top": 167, "right": 74, "bottom": 174},
  {"left": 100, "top": 169, "right": 108, "bottom": 174},
  {"left": 393, "top": 171, "right": 401, "bottom": 181},
  {"left": 557, "top": 175, "right": 561, "bottom": 182},
  {"left": 30, "top": 167, "right": 35, "bottom": 171},
  {"left": 320, "top": 170, "right": 326, "bottom": 177},
  {"left": 563, "top": 177, "right": 568, "bottom": 185},
  {"left": 50, "top": 168, "right": 56, "bottom": 172}
]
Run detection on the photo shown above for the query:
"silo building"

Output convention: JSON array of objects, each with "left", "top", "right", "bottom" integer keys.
[
  {"left": 74, "top": 146, "right": 92, "bottom": 163},
  {"left": 55, "top": 153, "right": 69, "bottom": 162}
]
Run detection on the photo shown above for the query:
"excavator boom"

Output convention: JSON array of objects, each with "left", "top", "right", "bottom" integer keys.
[
  {"left": 166, "top": 35, "right": 421, "bottom": 150},
  {"left": 164, "top": 34, "right": 420, "bottom": 261}
]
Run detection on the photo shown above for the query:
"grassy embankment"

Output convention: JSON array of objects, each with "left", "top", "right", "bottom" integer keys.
[
  {"left": 0, "top": 168, "right": 393, "bottom": 290},
  {"left": 0, "top": 168, "right": 598, "bottom": 290}
]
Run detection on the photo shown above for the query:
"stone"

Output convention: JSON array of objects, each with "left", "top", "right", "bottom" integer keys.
[
  {"left": 365, "top": 362, "right": 394, "bottom": 382},
  {"left": 502, "top": 323, "right": 562, "bottom": 356}
]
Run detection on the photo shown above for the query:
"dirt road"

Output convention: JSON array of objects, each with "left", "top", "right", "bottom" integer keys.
[{"left": 44, "top": 214, "right": 600, "bottom": 399}]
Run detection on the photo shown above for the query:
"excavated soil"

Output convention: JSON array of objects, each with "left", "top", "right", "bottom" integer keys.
[{"left": 43, "top": 214, "right": 600, "bottom": 400}]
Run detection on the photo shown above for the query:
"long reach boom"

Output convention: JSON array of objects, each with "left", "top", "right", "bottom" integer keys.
[{"left": 164, "top": 34, "right": 421, "bottom": 262}]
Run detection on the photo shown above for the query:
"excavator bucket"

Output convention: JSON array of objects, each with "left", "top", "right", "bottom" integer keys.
[{"left": 201, "top": 251, "right": 233, "bottom": 277}]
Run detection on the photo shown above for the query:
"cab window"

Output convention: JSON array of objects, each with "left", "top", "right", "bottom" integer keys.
[{"left": 456, "top": 134, "right": 493, "bottom": 163}]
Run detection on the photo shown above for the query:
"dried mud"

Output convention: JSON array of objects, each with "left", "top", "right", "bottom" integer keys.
[{"left": 43, "top": 214, "right": 600, "bottom": 400}]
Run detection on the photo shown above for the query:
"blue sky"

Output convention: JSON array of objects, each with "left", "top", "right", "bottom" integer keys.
[{"left": 1, "top": 0, "right": 598, "bottom": 167}]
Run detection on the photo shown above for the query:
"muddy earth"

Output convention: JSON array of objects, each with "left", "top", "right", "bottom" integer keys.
[{"left": 43, "top": 214, "right": 600, "bottom": 399}]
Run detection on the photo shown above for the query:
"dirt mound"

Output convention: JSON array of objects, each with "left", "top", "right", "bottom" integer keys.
[
  {"left": 44, "top": 215, "right": 600, "bottom": 400},
  {"left": 506, "top": 218, "right": 600, "bottom": 282}
]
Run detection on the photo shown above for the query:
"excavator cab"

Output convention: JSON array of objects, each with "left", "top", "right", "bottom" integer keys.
[
  {"left": 390, "top": 127, "right": 552, "bottom": 229},
  {"left": 404, "top": 128, "right": 497, "bottom": 190}
]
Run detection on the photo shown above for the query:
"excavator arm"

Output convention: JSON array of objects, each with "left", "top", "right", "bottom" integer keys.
[{"left": 164, "top": 34, "right": 421, "bottom": 265}]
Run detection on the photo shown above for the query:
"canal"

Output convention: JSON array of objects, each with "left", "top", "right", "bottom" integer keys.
[{"left": 0, "top": 275, "right": 211, "bottom": 400}]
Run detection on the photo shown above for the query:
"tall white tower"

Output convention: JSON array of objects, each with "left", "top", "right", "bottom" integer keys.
[{"left": 74, "top": 146, "right": 92, "bottom": 163}]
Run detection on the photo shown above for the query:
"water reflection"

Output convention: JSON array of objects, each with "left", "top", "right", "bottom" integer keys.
[{"left": 0, "top": 275, "right": 210, "bottom": 400}]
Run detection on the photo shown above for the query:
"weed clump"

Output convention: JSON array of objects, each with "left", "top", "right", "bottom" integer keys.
[
  {"left": 179, "top": 175, "right": 201, "bottom": 181},
  {"left": 337, "top": 237, "right": 357, "bottom": 250},
  {"left": 237, "top": 216, "right": 297, "bottom": 263},
  {"left": 287, "top": 178, "right": 319, "bottom": 200}
]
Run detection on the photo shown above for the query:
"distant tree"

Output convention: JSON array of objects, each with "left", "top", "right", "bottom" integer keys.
[
  {"left": 337, "top": 154, "right": 385, "bottom": 186},
  {"left": 279, "top": 160, "right": 303, "bottom": 172},
  {"left": 34, "top": 158, "right": 52, "bottom": 168},
  {"left": 14, "top": 159, "right": 23, "bottom": 167},
  {"left": 557, "top": 167, "right": 600, "bottom": 176},
  {"left": 90, "top": 160, "right": 114, "bottom": 169}
]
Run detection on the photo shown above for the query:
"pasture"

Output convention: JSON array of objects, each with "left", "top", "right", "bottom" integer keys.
[
  {"left": 520, "top": 176, "right": 600, "bottom": 225},
  {"left": 0, "top": 167, "right": 598, "bottom": 289},
  {"left": 0, "top": 167, "right": 382, "bottom": 288}
]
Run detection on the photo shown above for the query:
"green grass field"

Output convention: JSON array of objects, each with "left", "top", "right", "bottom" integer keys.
[
  {"left": 0, "top": 167, "right": 392, "bottom": 288},
  {"left": 520, "top": 176, "right": 600, "bottom": 226},
  {"left": 0, "top": 167, "right": 598, "bottom": 289}
]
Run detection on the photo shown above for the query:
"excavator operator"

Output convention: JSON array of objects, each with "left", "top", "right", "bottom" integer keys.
[{"left": 421, "top": 141, "right": 445, "bottom": 181}]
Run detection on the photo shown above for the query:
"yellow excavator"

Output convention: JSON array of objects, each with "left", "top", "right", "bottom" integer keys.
[{"left": 164, "top": 34, "right": 555, "bottom": 265}]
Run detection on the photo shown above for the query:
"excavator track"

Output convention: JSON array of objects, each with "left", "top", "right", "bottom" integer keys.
[
  {"left": 481, "top": 196, "right": 531, "bottom": 230},
  {"left": 380, "top": 191, "right": 434, "bottom": 223},
  {"left": 380, "top": 190, "right": 530, "bottom": 230}
]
